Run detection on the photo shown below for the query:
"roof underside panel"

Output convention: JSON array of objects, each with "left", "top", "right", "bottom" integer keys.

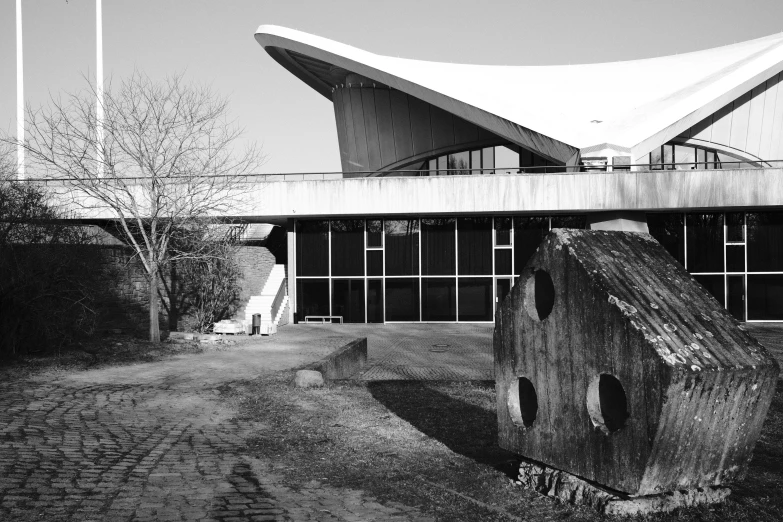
[
  {"left": 667, "top": 72, "right": 783, "bottom": 162},
  {"left": 256, "top": 26, "right": 783, "bottom": 161}
]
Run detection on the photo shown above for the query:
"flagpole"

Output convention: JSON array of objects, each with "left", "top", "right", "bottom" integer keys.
[
  {"left": 96, "top": 0, "right": 104, "bottom": 177},
  {"left": 16, "top": 0, "right": 24, "bottom": 179}
]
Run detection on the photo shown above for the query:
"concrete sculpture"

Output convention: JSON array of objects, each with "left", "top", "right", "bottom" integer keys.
[{"left": 494, "top": 229, "right": 779, "bottom": 513}]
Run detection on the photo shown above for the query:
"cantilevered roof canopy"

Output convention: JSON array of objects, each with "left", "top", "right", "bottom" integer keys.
[{"left": 255, "top": 25, "right": 783, "bottom": 162}]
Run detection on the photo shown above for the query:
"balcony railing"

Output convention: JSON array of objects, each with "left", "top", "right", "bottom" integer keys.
[{"left": 12, "top": 159, "right": 783, "bottom": 185}]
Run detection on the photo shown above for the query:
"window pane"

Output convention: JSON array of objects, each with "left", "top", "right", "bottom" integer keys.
[
  {"left": 551, "top": 215, "right": 586, "bottom": 229},
  {"left": 706, "top": 150, "right": 717, "bottom": 169},
  {"left": 471, "top": 149, "right": 481, "bottom": 174},
  {"left": 385, "top": 219, "right": 419, "bottom": 275},
  {"left": 674, "top": 145, "right": 695, "bottom": 170},
  {"left": 686, "top": 213, "right": 724, "bottom": 272},
  {"left": 650, "top": 147, "right": 662, "bottom": 170},
  {"left": 748, "top": 274, "right": 783, "bottom": 320},
  {"left": 514, "top": 216, "right": 549, "bottom": 274},
  {"left": 367, "top": 250, "right": 383, "bottom": 276},
  {"left": 421, "top": 218, "right": 455, "bottom": 275},
  {"left": 696, "top": 148, "right": 706, "bottom": 169},
  {"left": 495, "top": 217, "right": 511, "bottom": 246},
  {"left": 495, "top": 249, "right": 512, "bottom": 275},
  {"left": 448, "top": 151, "right": 470, "bottom": 175},
  {"left": 367, "top": 219, "right": 383, "bottom": 247},
  {"left": 367, "top": 279, "right": 384, "bottom": 323},
  {"left": 693, "top": 275, "right": 725, "bottom": 307},
  {"left": 726, "top": 245, "right": 745, "bottom": 272},
  {"left": 458, "top": 278, "right": 493, "bottom": 321},
  {"left": 748, "top": 211, "right": 783, "bottom": 272},
  {"left": 422, "top": 278, "right": 456, "bottom": 321},
  {"left": 296, "top": 220, "right": 329, "bottom": 276},
  {"left": 726, "top": 212, "right": 744, "bottom": 242},
  {"left": 296, "top": 279, "right": 330, "bottom": 320},
  {"left": 727, "top": 275, "right": 745, "bottom": 321},
  {"left": 482, "top": 147, "right": 494, "bottom": 171},
  {"left": 428, "top": 158, "right": 436, "bottom": 176},
  {"left": 717, "top": 153, "right": 752, "bottom": 169},
  {"left": 385, "top": 278, "right": 420, "bottom": 321},
  {"left": 331, "top": 220, "right": 364, "bottom": 276},
  {"left": 457, "top": 217, "right": 492, "bottom": 275},
  {"left": 647, "top": 213, "right": 685, "bottom": 266},
  {"left": 495, "top": 145, "right": 519, "bottom": 172},
  {"left": 663, "top": 144, "right": 674, "bottom": 170},
  {"left": 437, "top": 155, "right": 447, "bottom": 172},
  {"left": 332, "top": 279, "right": 365, "bottom": 323}
]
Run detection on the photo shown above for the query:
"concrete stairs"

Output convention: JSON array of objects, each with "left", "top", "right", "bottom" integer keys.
[{"left": 243, "top": 264, "right": 288, "bottom": 330}]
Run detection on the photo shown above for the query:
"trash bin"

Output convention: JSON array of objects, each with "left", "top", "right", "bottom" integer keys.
[{"left": 252, "top": 314, "right": 261, "bottom": 335}]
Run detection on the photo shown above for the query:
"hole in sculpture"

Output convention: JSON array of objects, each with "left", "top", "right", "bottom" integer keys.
[
  {"left": 508, "top": 377, "right": 538, "bottom": 428},
  {"left": 586, "top": 374, "right": 629, "bottom": 434},
  {"left": 523, "top": 269, "right": 555, "bottom": 321}
]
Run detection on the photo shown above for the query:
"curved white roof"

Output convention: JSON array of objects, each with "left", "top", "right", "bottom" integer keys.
[{"left": 255, "top": 25, "right": 783, "bottom": 162}]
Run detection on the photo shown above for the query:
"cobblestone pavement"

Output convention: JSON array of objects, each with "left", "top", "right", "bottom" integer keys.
[
  {"left": 3, "top": 323, "right": 777, "bottom": 521},
  {"left": 268, "top": 324, "right": 494, "bottom": 381},
  {"left": 0, "top": 338, "right": 437, "bottom": 521}
]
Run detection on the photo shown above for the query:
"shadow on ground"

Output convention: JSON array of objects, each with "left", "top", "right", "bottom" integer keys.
[
  {"left": 367, "top": 381, "right": 519, "bottom": 479},
  {"left": 730, "top": 380, "right": 783, "bottom": 502}
]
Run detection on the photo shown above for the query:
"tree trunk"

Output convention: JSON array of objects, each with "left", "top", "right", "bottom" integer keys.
[{"left": 149, "top": 268, "right": 161, "bottom": 343}]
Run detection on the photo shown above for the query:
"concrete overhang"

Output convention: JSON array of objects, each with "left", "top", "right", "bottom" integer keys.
[
  {"left": 38, "top": 168, "right": 783, "bottom": 222},
  {"left": 255, "top": 25, "right": 783, "bottom": 162}
]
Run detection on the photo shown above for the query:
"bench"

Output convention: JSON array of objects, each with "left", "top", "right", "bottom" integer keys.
[{"left": 304, "top": 315, "right": 343, "bottom": 324}]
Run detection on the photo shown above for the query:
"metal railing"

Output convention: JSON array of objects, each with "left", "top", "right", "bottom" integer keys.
[
  {"left": 270, "top": 277, "right": 287, "bottom": 324},
  {"left": 11, "top": 159, "right": 783, "bottom": 184}
]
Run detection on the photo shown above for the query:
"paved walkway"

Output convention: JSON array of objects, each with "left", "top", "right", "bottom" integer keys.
[
  {"left": 1, "top": 323, "right": 779, "bottom": 521},
  {"left": 266, "top": 324, "right": 494, "bottom": 381},
  {"left": 0, "top": 334, "right": 441, "bottom": 522}
]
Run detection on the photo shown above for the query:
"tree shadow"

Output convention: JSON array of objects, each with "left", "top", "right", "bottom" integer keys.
[{"left": 367, "top": 381, "right": 519, "bottom": 478}]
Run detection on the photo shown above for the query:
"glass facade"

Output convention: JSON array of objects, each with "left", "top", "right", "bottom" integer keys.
[
  {"left": 426, "top": 144, "right": 558, "bottom": 175},
  {"left": 294, "top": 215, "right": 585, "bottom": 322},
  {"left": 648, "top": 211, "right": 783, "bottom": 321},
  {"left": 644, "top": 143, "right": 757, "bottom": 169}
]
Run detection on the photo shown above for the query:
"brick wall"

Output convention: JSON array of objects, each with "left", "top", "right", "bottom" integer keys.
[
  {"left": 232, "top": 245, "right": 277, "bottom": 322},
  {"left": 41, "top": 243, "right": 284, "bottom": 339},
  {"left": 92, "top": 246, "right": 169, "bottom": 336}
]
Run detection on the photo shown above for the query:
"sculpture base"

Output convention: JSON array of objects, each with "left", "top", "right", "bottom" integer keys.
[{"left": 516, "top": 460, "right": 731, "bottom": 516}]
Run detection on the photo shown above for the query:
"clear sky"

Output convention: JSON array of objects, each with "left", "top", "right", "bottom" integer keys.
[{"left": 2, "top": 0, "right": 783, "bottom": 173}]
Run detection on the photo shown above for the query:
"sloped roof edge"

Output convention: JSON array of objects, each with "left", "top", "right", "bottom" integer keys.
[
  {"left": 255, "top": 25, "right": 783, "bottom": 163},
  {"left": 255, "top": 26, "right": 578, "bottom": 164}
]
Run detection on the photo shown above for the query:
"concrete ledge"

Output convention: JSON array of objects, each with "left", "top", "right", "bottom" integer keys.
[{"left": 306, "top": 337, "right": 367, "bottom": 380}]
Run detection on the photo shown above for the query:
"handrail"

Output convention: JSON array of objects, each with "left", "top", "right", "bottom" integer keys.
[
  {"left": 10, "top": 159, "right": 783, "bottom": 184},
  {"left": 270, "top": 277, "right": 287, "bottom": 323}
]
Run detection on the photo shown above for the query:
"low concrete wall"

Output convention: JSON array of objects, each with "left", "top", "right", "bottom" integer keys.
[{"left": 307, "top": 338, "right": 367, "bottom": 380}]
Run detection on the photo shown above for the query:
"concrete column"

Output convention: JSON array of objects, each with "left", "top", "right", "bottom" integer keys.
[
  {"left": 286, "top": 218, "right": 296, "bottom": 324},
  {"left": 587, "top": 211, "right": 649, "bottom": 233}
]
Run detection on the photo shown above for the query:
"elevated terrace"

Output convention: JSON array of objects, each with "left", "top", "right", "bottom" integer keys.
[{"left": 18, "top": 163, "right": 783, "bottom": 224}]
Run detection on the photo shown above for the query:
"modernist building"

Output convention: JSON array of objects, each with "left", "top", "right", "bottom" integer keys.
[{"left": 253, "top": 26, "right": 783, "bottom": 324}]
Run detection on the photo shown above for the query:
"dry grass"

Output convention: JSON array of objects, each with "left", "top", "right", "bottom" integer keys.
[
  {"left": 0, "top": 335, "right": 205, "bottom": 381},
  {"left": 227, "top": 374, "right": 783, "bottom": 522}
]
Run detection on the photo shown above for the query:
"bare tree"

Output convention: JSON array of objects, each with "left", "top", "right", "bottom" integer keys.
[{"left": 14, "top": 71, "right": 264, "bottom": 342}]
